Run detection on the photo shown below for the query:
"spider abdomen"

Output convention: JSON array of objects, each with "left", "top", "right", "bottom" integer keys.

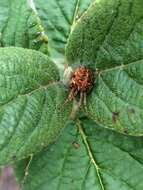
[{"left": 70, "top": 66, "right": 94, "bottom": 93}]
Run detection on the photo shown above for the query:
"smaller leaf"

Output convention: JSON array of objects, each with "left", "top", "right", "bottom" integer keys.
[
  {"left": 86, "top": 61, "right": 143, "bottom": 136},
  {"left": 0, "top": 0, "right": 49, "bottom": 54},
  {"left": 34, "top": 0, "right": 94, "bottom": 58}
]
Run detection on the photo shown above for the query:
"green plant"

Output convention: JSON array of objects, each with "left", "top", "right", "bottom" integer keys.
[{"left": 0, "top": 0, "right": 143, "bottom": 189}]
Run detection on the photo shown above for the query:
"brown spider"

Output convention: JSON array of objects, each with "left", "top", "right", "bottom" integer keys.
[{"left": 64, "top": 65, "right": 94, "bottom": 107}]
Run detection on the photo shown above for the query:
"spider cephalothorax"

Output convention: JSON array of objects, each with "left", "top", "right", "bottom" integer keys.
[{"left": 67, "top": 65, "right": 94, "bottom": 106}]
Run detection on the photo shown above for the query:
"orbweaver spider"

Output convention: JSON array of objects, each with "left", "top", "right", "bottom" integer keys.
[{"left": 63, "top": 65, "right": 94, "bottom": 108}]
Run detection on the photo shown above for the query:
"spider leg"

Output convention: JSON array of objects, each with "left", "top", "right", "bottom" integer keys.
[
  {"left": 83, "top": 92, "right": 88, "bottom": 113},
  {"left": 78, "top": 91, "right": 84, "bottom": 107},
  {"left": 58, "top": 88, "right": 74, "bottom": 112},
  {"left": 70, "top": 92, "right": 83, "bottom": 119},
  {"left": 83, "top": 92, "right": 87, "bottom": 106},
  {"left": 70, "top": 98, "right": 79, "bottom": 119},
  {"left": 68, "top": 89, "right": 79, "bottom": 119}
]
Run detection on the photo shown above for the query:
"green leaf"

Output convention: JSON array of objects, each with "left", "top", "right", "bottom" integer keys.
[
  {"left": 0, "top": 47, "right": 71, "bottom": 166},
  {"left": 86, "top": 61, "right": 143, "bottom": 136},
  {"left": 14, "top": 119, "right": 143, "bottom": 190},
  {"left": 0, "top": 0, "right": 49, "bottom": 54},
  {"left": 34, "top": 0, "right": 94, "bottom": 58},
  {"left": 65, "top": 0, "right": 143, "bottom": 135},
  {"left": 66, "top": 0, "right": 143, "bottom": 70}
]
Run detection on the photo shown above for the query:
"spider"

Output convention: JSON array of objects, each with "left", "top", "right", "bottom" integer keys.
[{"left": 63, "top": 65, "right": 94, "bottom": 107}]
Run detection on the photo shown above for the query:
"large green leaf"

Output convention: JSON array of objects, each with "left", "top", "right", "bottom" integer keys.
[
  {"left": 0, "top": 47, "right": 71, "bottom": 166},
  {"left": 66, "top": 0, "right": 143, "bottom": 70},
  {"left": 14, "top": 119, "right": 143, "bottom": 190},
  {"left": 34, "top": 0, "right": 94, "bottom": 58},
  {"left": 65, "top": 0, "right": 143, "bottom": 135},
  {"left": 0, "top": 0, "right": 49, "bottom": 54}
]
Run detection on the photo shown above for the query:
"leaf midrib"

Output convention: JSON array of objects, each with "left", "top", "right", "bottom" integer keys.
[
  {"left": 67, "top": 0, "right": 95, "bottom": 45},
  {"left": 77, "top": 119, "right": 105, "bottom": 190},
  {"left": 100, "top": 58, "right": 143, "bottom": 74},
  {"left": 0, "top": 81, "right": 59, "bottom": 108}
]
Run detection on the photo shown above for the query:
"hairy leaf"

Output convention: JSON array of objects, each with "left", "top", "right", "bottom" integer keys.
[
  {"left": 0, "top": 0, "right": 49, "bottom": 54},
  {"left": 34, "top": 0, "right": 94, "bottom": 58},
  {"left": 85, "top": 61, "right": 143, "bottom": 135},
  {"left": 66, "top": 0, "right": 143, "bottom": 70},
  {"left": 0, "top": 47, "right": 71, "bottom": 165},
  {"left": 65, "top": 0, "right": 143, "bottom": 135},
  {"left": 14, "top": 119, "right": 143, "bottom": 190}
]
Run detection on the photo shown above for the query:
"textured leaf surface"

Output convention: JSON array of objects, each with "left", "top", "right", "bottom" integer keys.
[
  {"left": 0, "top": 47, "right": 71, "bottom": 165},
  {"left": 65, "top": 0, "right": 143, "bottom": 135},
  {"left": 0, "top": 0, "right": 49, "bottom": 54},
  {"left": 34, "top": 0, "right": 94, "bottom": 58},
  {"left": 66, "top": 0, "right": 143, "bottom": 70},
  {"left": 14, "top": 119, "right": 143, "bottom": 190},
  {"left": 85, "top": 61, "right": 143, "bottom": 135}
]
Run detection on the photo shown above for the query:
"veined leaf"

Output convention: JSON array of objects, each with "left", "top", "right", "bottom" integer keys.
[
  {"left": 66, "top": 0, "right": 143, "bottom": 70},
  {"left": 34, "top": 0, "right": 94, "bottom": 58},
  {"left": 86, "top": 61, "right": 143, "bottom": 135},
  {"left": 0, "top": 0, "right": 49, "bottom": 54},
  {"left": 65, "top": 0, "right": 143, "bottom": 135},
  {"left": 14, "top": 119, "right": 143, "bottom": 190},
  {"left": 0, "top": 47, "right": 71, "bottom": 165}
]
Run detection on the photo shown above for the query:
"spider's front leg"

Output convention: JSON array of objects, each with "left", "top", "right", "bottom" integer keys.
[
  {"left": 83, "top": 92, "right": 87, "bottom": 106},
  {"left": 72, "top": 92, "right": 87, "bottom": 118},
  {"left": 78, "top": 91, "right": 87, "bottom": 107},
  {"left": 78, "top": 91, "right": 84, "bottom": 108},
  {"left": 70, "top": 90, "right": 79, "bottom": 119}
]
